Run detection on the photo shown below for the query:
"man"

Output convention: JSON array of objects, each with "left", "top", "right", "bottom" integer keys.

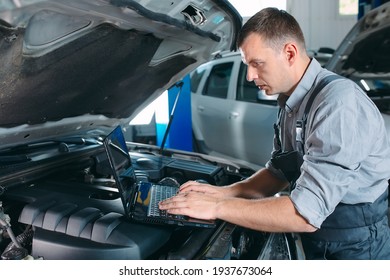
[{"left": 160, "top": 8, "right": 390, "bottom": 259}]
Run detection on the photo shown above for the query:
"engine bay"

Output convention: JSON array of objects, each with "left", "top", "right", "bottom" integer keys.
[{"left": 0, "top": 142, "right": 297, "bottom": 260}]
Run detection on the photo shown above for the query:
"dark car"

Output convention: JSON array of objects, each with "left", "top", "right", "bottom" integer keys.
[
  {"left": 325, "top": 2, "right": 390, "bottom": 129},
  {"left": 0, "top": 0, "right": 302, "bottom": 260}
]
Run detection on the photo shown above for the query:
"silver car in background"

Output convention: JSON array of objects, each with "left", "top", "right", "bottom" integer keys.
[{"left": 191, "top": 52, "right": 278, "bottom": 170}]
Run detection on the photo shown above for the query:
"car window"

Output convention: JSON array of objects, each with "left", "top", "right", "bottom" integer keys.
[
  {"left": 190, "top": 66, "right": 206, "bottom": 93},
  {"left": 202, "top": 62, "right": 233, "bottom": 99},
  {"left": 236, "top": 62, "right": 277, "bottom": 104}
]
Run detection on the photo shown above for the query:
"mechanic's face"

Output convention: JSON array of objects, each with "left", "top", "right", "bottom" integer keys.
[{"left": 239, "top": 33, "right": 294, "bottom": 96}]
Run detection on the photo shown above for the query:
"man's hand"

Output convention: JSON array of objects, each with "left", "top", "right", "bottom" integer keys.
[
  {"left": 178, "top": 180, "right": 234, "bottom": 198},
  {"left": 159, "top": 190, "right": 220, "bottom": 220}
]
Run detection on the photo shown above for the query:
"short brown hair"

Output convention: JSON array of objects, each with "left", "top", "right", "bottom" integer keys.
[{"left": 236, "top": 7, "right": 306, "bottom": 51}]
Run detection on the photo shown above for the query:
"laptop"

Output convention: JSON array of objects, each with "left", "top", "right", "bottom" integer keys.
[{"left": 103, "top": 125, "right": 216, "bottom": 228}]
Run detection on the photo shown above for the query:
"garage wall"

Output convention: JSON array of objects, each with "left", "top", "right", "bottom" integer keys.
[{"left": 286, "top": 0, "right": 357, "bottom": 51}]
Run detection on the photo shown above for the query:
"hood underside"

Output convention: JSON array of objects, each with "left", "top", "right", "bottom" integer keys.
[
  {"left": 325, "top": 2, "right": 390, "bottom": 118},
  {"left": 0, "top": 0, "right": 241, "bottom": 146},
  {"left": 327, "top": 2, "right": 390, "bottom": 77}
]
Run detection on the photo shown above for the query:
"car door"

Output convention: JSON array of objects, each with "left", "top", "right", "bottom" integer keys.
[
  {"left": 227, "top": 61, "right": 279, "bottom": 167},
  {"left": 191, "top": 58, "right": 239, "bottom": 157}
]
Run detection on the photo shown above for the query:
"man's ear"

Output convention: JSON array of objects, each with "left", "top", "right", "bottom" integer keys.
[{"left": 284, "top": 43, "right": 298, "bottom": 65}]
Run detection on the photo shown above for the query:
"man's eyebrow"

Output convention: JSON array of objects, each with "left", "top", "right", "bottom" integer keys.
[{"left": 246, "top": 58, "right": 262, "bottom": 65}]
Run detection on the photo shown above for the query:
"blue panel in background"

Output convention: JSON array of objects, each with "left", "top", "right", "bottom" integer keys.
[
  {"left": 155, "top": 75, "right": 193, "bottom": 152},
  {"left": 358, "top": 0, "right": 384, "bottom": 19}
]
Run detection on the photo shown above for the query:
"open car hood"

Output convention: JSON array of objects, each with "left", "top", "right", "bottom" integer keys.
[
  {"left": 0, "top": 0, "right": 241, "bottom": 148},
  {"left": 325, "top": 2, "right": 390, "bottom": 135},
  {"left": 326, "top": 2, "right": 390, "bottom": 93}
]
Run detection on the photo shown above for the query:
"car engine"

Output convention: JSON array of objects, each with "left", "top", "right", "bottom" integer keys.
[{"left": 0, "top": 142, "right": 299, "bottom": 260}]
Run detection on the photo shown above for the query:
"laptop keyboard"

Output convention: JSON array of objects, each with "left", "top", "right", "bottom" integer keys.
[{"left": 148, "top": 184, "right": 178, "bottom": 217}]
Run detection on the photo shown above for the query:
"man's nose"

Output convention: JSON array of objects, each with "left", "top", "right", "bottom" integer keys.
[{"left": 246, "top": 67, "right": 257, "bottom": 82}]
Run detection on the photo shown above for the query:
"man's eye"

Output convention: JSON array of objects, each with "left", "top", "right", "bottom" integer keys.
[{"left": 251, "top": 62, "right": 262, "bottom": 68}]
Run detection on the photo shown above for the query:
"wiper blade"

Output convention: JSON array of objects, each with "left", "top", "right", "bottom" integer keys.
[
  {"left": 54, "top": 136, "right": 102, "bottom": 145},
  {"left": 0, "top": 136, "right": 102, "bottom": 157},
  {"left": 0, "top": 155, "right": 31, "bottom": 164}
]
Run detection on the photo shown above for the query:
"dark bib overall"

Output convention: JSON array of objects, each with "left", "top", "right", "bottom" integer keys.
[
  {"left": 301, "top": 189, "right": 390, "bottom": 259},
  {"left": 272, "top": 75, "right": 390, "bottom": 259}
]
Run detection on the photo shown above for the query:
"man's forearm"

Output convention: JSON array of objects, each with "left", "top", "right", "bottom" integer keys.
[
  {"left": 227, "top": 168, "right": 289, "bottom": 199},
  {"left": 216, "top": 195, "right": 317, "bottom": 233}
]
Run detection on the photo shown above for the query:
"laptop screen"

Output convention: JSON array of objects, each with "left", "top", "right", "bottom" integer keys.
[{"left": 103, "top": 125, "right": 137, "bottom": 215}]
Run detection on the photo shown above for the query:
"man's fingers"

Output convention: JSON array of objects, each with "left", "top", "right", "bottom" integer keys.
[{"left": 159, "top": 193, "right": 188, "bottom": 208}]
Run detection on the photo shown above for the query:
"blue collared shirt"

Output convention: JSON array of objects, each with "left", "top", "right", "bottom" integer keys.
[{"left": 266, "top": 58, "right": 390, "bottom": 228}]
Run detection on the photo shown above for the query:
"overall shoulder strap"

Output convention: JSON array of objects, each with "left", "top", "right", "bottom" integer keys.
[{"left": 296, "top": 74, "right": 343, "bottom": 154}]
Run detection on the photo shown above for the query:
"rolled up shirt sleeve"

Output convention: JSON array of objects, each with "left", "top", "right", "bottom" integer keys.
[{"left": 290, "top": 80, "right": 390, "bottom": 228}]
